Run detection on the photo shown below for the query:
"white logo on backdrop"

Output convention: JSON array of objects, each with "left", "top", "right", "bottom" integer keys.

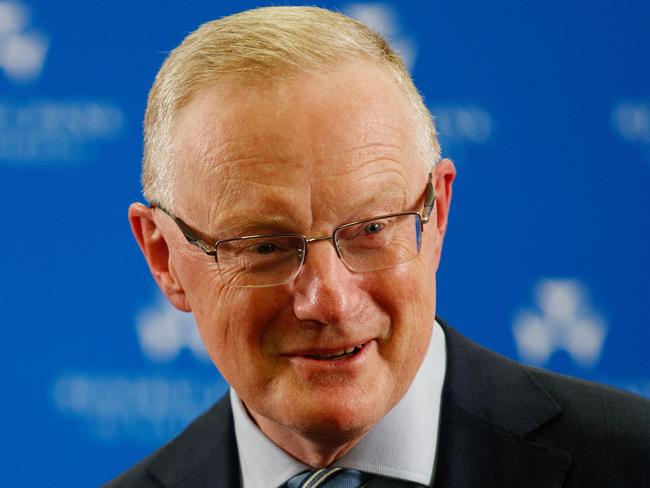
[
  {"left": 52, "top": 292, "right": 221, "bottom": 444},
  {"left": 431, "top": 104, "right": 495, "bottom": 145},
  {"left": 342, "top": 4, "right": 495, "bottom": 162},
  {"left": 0, "top": 3, "right": 125, "bottom": 165},
  {"left": 612, "top": 101, "right": 650, "bottom": 164},
  {"left": 136, "top": 293, "right": 209, "bottom": 363},
  {"left": 512, "top": 279, "right": 607, "bottom": 368},
  {"left": 613, "top": 101, "right": 650, "bottom": 143},
  {"left": 0, "top": 100, "right": 125, "bottom": 163},
  {"left": 0, "top": 1, "right": 48, "bottom": 82},
  {"left": 430, "top": 103, "right": 496, "bottom": 164},
  {"left": 52, "top": 373, "right": 223, "bottom": 443},
  {"left": 343, "top": 3, "right": 417, "bottom": 70}
]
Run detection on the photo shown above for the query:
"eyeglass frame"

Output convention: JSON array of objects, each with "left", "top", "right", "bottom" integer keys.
[{"left": 152, "top": 172, "right": 436, "bottom": 286}]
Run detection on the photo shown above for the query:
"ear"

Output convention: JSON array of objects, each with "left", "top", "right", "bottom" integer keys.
[
  {"left": 430, "top": 158, "right": 456, "bottom": 268},
  {"left": 433, "top": 158, "right": 456, "bottom": 236},
  {"left": 128, "top": 202, "right": 192, "bottom": 312}
]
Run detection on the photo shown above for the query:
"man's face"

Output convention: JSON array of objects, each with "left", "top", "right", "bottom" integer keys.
[{"left": 155, "top": 61, "right": 452, "bottom": 449}]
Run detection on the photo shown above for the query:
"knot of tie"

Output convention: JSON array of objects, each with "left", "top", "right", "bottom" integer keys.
[{"left": 286, "top": 467, "right": 371, "bottom": 488}]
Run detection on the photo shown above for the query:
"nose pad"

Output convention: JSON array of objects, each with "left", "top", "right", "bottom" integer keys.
[{"left": 299, "top": 236, "right": 340, "bottom": 266}]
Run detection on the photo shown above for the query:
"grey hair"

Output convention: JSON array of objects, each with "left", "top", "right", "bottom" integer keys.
[{"left": 142, "top": 6, "right": 440, "bottom": 209}]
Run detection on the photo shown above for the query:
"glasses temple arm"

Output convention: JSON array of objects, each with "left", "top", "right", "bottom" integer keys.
[
  {"left": 152, "top": 204, "right": 217, "bottom": 255},
  {"left": 421, "top": 172, "right": 436, "bottom": 224}
]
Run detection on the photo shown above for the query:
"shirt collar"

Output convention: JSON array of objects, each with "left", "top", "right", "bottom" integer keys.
[{"left": 231, "top": 321, "right": 447, "bottom": 488}]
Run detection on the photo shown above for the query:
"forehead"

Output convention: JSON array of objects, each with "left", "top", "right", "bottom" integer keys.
[{"left": 170, "top": 60, "right": 425, "bottom": 232}]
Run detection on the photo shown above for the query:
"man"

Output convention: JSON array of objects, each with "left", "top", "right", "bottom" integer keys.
[{"left": 108, "top": 6, "right": 649, "bottom": 488}]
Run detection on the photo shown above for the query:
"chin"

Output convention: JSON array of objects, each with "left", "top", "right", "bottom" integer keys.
[{"left": 283, "top": 392, "right": 386, "bottom": 440}]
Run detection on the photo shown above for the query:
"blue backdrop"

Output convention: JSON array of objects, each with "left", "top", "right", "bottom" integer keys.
[{"left": 1, "top": 1, "right": 648, "bottom": 485}]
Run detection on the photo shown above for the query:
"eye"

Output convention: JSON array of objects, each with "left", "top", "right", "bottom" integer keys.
[
  {"left": 255, "top": 242, "right": 277, "bottom": 254},
  {"left": 364, "top": 222, "right": 384, "bottom": 234}
]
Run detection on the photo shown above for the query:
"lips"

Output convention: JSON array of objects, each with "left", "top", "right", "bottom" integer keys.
[
  {"left": 288, "top": 341, "right": 370, "bottom": 361},
  {"left": 304, "top": 344, "right": 364, "bottom": 360}
]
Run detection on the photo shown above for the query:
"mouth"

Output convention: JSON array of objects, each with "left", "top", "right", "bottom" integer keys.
[
  {"left": 303, "top": 343, "right": 365, "bottom": 361},
  {"left": 289, "top": 340, "right": 371, "bottom": 362}
]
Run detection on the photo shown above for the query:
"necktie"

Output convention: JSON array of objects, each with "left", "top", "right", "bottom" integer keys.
[{"left": 286, "top": 467, "right": 371, "bottom": 488}]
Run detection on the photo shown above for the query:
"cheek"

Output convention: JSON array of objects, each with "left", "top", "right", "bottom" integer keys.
[
  {"left": 365, "top": 254, "right": 436, "bottom": 359},
  {"left": 170, "top": 252, "right": 241, "bottom": 368},
  {"left": 191, "top": 283, "right": 292, "bottom": 382},
  {"left": 224, "top": 287, "right": 290, "bottom": 351},
  {"left": 370, "top": 254, "right": 435, "bottom": 318}
]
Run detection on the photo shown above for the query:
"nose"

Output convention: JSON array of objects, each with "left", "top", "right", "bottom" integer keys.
[{"left": 291, "top": 238, "right": 363, "bottom": 325}]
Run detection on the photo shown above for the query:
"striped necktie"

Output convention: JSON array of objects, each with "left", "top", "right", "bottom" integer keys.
[{"left": 286, "top": 467, "right": 371, "bottom": 488}]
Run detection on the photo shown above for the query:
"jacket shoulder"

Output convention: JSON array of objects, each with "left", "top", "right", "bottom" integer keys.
[
  {"left": 526, "top": 365, "right": 650, "bottom": 438},
  {"left": 104, "top": 452, "right": 160, "bottom": 488},
  {"left": 438, "top": 319, "right": 650, "bottom": 486},
  {"left": 523, "top": 366, "right": 650, "bottom": 485},
  {"left": 104, "top": 394, "right": 237, "bottom": 488}
]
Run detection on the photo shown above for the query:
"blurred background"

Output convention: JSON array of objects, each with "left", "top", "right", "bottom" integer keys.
[{"left": 0, "top": 0, "right": 647, "bottom": 485}]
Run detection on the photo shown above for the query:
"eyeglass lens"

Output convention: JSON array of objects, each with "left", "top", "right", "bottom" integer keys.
[{"left": 215, "top": 213, "right": 422, "bottom": 288}]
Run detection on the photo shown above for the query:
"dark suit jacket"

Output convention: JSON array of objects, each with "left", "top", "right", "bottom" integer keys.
[{"left": 106, "top": 320, "right": 650, "bottom": 487}]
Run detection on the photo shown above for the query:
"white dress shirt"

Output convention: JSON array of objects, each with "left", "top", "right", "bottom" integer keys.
[{"left": 231, "top": 321, "right": 447, "bottom": 488}]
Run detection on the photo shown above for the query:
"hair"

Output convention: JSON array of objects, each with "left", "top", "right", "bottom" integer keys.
[{"left": 142, "top": 6, "right": 440, "bottom": 209}]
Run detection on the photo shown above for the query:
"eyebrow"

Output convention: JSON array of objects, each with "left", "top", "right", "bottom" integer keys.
[
  {"left": 199, "top": 179, "right": 413, "bottom": 240},
  {"left": 208, "top": 214, "right": 308, "bottom": 240},
  {"left": 214, "top": 197, "right": 407, "bottom": 239},
  {"left": 348, "top": 192, "right": 408, "bottom": 218}
]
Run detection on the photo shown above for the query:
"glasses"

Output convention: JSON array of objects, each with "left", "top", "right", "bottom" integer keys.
[{"left": 155, "top": 173, "right": 435, "bottom": 288}]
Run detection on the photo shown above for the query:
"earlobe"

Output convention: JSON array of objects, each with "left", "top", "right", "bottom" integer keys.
[{"left": 128, "top": 203, "right": 192, "bottom": 312}]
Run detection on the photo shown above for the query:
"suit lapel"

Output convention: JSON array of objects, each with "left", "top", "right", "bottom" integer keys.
[
  {"left": 433, "top": 321, "right": 572, "bottom": 488},
  {"left": 147, "top": 393, "right": 241, "bottom": 487}
]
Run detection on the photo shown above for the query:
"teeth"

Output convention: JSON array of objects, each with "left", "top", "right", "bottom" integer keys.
[{"left": 309, "top": 344, "right": 363, "bottom": 360}]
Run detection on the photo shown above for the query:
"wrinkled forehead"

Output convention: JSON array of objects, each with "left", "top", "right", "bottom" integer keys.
[{"left": 168, "top": 61, "right": 425, "bottom": 230}]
